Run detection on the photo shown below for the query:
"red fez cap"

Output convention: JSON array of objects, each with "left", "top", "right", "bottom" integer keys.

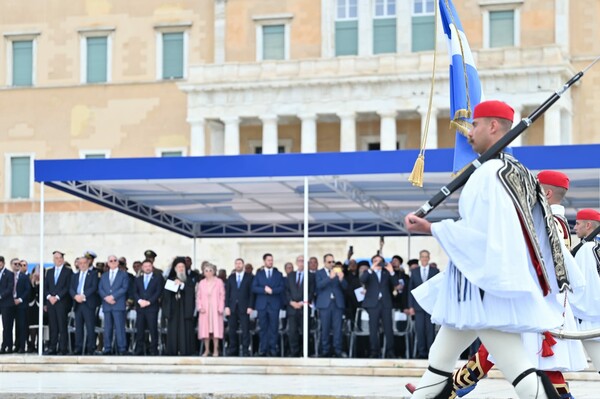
[
  {"left": 473, "top": 100, "right": 514, "bottom": 122},
  {"left": 576, "top": 209, "right": 600, "bottom": 222},
  {"left": 537, "top": 171, "right": 569, "bottom": 190}
]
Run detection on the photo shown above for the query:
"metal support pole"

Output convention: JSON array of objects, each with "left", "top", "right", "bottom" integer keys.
[
  {"left": 38, "top": 182, "right": 45, "bottom": 356},
  {"left": 302, "top": 177, "right": 309, "bottom": 358}
]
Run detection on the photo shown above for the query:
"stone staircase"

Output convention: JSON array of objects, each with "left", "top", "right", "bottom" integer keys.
[{"left": 0, "top": 355, "right": 598, "bottom": 381}]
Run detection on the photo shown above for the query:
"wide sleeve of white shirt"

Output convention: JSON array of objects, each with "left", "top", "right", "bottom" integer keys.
[
  {"left": 570, "top": 242, "right": 600, "bottom": 321},
  {"left": 431, "top": 159, "right": 542, "bottom": 299}
]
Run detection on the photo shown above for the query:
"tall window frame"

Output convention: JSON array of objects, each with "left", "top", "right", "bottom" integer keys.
[
  {"left": 335, "top": 0, "right": 359, "bottom": 56},
  {"left": 411, "top": 0, "right": 435, "bottom": 52},
  {"left": 5, "top": 153, "right": 35, "bottom": 200},
  {"left": 373, "top": 0, "right": 397, "bottom": 54},
  {"left": 79, "top": 27, "right": 114, "bottom": 84},
  {"left": 253, "top": 14, "right": 293, "bottom": 61},
  {"left": 4, "top": 32, "right": 39, "bottom": 87},
  {"left": 483, "top": 7, "right": 520, "bottom": 48},
  {"left": 154, "top": 23, "right": 191, "bottom": 81}
]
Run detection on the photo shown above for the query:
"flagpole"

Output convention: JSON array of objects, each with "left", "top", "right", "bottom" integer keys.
[{"left": 413, "top": 55, "right": 600, "bottom": 219}]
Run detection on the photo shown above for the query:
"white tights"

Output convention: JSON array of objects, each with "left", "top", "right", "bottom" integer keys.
[{"left": 411, "top": 326, "right": 550, "bottom": 399}]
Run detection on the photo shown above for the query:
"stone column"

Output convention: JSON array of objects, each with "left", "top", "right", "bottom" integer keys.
[
  {"left": 208, "top": 121, "right": 225, "bottom": 155},
  {"left": 544, "top": 108, "right": 561, "bottom": 145},
  {"left": 511, "top": 107, "right": 523, "bottom": 146},
  {"left": 379, "top": 110, "right": 397, "bottom": 151},
  {"left": 188, "top": 117, "right": 206, "bottom": 156},
  {"left": 261, "top": 115, "right": 279, "bottom": 154},
  {"left": 419, "top": 108, "right": 438, "bottom": 149},
  {"left": 214, "top": 0, "right": 227, "bottom": 63},
  {"left": 338, "top": 112, "right": 356, "bottom": 152},
  {"left": 560, "top": 108, "right": 572, "bottom": 144},
  {"left": 261, "top": 114, "right": 279, "bottom": 154},
  {"left": 222, "top": 116, "right": 240, "bottom": 155},
  {"left": 299, "top": 113, "right": 317, "bottom": 153}
]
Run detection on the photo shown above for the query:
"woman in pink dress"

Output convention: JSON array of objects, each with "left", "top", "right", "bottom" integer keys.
[{"left": 196, "top": 262, "right": 225, "bottom": 356}]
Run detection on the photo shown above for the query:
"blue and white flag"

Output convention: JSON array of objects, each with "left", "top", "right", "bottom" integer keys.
[{"left": 439, "top": 0, "right": 482, "bottom": 173}]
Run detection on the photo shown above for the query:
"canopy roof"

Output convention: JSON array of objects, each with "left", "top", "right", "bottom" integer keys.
[{"left": 34, "top": 144, "right": 600, "bottom": 238}]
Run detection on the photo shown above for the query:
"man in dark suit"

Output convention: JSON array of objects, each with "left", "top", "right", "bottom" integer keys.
[
  {"left": 0, "top": 256, "right": 16, "bottom": 354},
  {"left": 286, "top": 255, "right": 306, "bottom": 357},
  {"left": 98, "top": 254, "right": 130, "bottom": 355},
  {"left": 11, "top": 258, "right": 31, "bottom": 353},
  {"left": 134, "top": 259, "right": 164, "bottom": 355},
  {"left": 408, "top": 249, "right": 439, "bottom": 359},
  {"left": 316, "top": 253, "right": 348, "bottom": 358},
  {"left": 251, "top": 253, "right": 284, "bottom": 357},
  {"left": 225, "top": 258, "right": 254, "bottom": 356},
  {"left": 391, "top": 255, "right": 410, "bottom": 311},
  {"left": 44, "top": 250, "right": 73, "bottom": 355},
  {"left": 307, "top": 256, "right": 318, "bottom": 304},
  {"left": 360, "top": 254, "right": 399, "bottom": 358},
  {"left": 70, "top": 256, "right": 100, "bottom": 355}
]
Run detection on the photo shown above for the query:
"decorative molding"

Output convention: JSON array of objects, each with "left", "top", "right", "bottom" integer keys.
[{"left": 252, "top": 13, "right": 294, "bottom": 22}]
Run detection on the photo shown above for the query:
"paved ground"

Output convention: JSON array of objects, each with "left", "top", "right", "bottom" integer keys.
[{"left": 1, "top": 372, "right": 600, "bottom": 398}]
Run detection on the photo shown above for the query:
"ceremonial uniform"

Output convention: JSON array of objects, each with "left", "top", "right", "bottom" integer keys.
[
  {"left": 445, "top": 171, "right": 586, "bottom": 399},
  {"left": 407, "top": 101, "right": 565, "bottom": 399},
  {"left": 570, "top": 209, "right": 600, "bottom": 372}
]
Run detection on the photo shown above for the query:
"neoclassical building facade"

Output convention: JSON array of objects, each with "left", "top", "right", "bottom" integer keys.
[{"left": 0, "top": 0, "right": 597, "bottom": 268}]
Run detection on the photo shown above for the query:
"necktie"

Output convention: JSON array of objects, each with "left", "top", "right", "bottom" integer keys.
[
  {"left": 296, "top": 272, "right": 300, "bottom": 287},
  {"left": 54, "top": 268, "right": 60, "bottom": 284},
  {"left": 421, "top": 267, "right": 427, "bottom": 283},
  {"left": 267, "top": 270, "right": 271, "bottom": 279},
  {"left": 376, "top": 270, "right": 381, "bottom": 282},
  {"left": 13, "top": 272, "right": 18, "bottom": 298},
  {"left": 237, "top": 274, "right": 241, "bottom": 288},
  {"left": 144, "top": 274, "right": 149, "bottom": 290},
  {"left": 78, "top": 272, "right": 85, "bottom": 294},
  {"left": 110, "top": 270, "right": 115, "bottom": 286}
]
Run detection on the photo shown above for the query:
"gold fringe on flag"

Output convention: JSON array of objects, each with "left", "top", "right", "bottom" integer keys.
[{"left": 408, "top": 153, "right": 425, "bottom": 187}]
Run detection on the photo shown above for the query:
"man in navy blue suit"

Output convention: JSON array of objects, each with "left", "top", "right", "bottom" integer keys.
[
  {"left": 70, "top": 256, "right": 100, "bottom": 355},
  {"left": 134, "top": 259, "right": 164, "bottom": 355},
  {"left": 44, "top": 250, "right": 73, "bottom": 355},
  {"left": 252, "top": 253, "right": 284, "bottom": 357},
  {"left": 408, "top": 249, "right": 439, "bottom": 359},
  {"left": 0, "top": 256, "right": 16, "bottom": 354},
  {"left": 360, "top": 254, "right": 399, "bottom": 358},
  {"left": 225, "top": 258, "right": 254, "bottom": 356},
  {"left": 98, "top": 254, "right": 130, "bottom": 355},
  {"left": 11, "top": 258, "right": 31, "bottom": 353},
  {"left": 316, "top": 253, "right": 348, "bottom": 358}
]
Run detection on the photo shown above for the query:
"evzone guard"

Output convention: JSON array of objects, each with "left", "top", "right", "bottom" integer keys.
[{"left": 406, "top": 100, "right": 568, "bottom": 399}]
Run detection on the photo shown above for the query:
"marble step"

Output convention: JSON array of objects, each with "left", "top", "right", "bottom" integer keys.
[{"left": 0, "top": 355, "right": 599, "bottom": 382}]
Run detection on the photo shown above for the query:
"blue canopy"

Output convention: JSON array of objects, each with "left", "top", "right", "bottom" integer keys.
[{"left": 35, "top": 144, "right": 600, "bottom": 238}]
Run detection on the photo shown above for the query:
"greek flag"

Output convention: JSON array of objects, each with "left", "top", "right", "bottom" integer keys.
[{"left": 439, "top": 0, "right": 482, "bottom": 173}]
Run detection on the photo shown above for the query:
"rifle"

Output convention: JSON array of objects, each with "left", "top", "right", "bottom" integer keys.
[{"left": 414, "top": 56, "right": 600, "bottom": 218}]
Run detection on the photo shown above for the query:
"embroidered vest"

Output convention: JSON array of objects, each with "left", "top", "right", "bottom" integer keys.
[{"left": 497, "top": 153, "right": 569, "bottom": 294}]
